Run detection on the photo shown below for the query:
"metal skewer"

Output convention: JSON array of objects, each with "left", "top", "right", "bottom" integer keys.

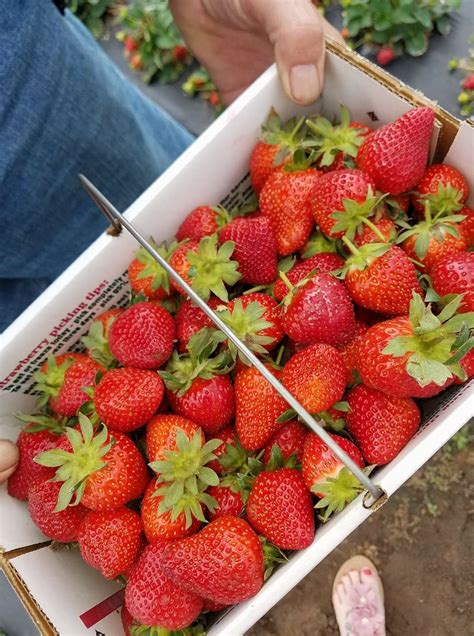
[{"left": 80, "top": 174, "right": 384, "bottom": 505}]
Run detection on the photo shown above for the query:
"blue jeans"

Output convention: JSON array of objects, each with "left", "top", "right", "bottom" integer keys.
[{"left": 0, "top": 0, "right": 194, "bottom": 332}]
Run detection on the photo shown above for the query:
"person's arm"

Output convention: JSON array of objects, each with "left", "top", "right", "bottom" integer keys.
[
  {"left": 170, "top": 0, "right": 343, "bottom": 106},
  {"left": 0, "top": 440, "right": 19, "bottom": 484}
]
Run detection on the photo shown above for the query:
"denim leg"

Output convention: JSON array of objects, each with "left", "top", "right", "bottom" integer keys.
[{"left": 0, "top": 0, "right": 194, "bottom": 331}]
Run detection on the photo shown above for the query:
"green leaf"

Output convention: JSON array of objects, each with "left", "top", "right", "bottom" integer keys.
[{"left": 405, "top": 31, "right": 429, "bottom": 57}]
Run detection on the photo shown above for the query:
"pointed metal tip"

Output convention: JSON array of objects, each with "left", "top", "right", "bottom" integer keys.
[{"left": 78, "top": 174, "right": 123, "bottom": 236}]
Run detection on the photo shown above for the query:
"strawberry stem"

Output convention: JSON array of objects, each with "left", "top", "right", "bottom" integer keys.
[
  {"left": 358, "top": 216, "right": 387, "bottom": 242},
  {"left": 341, "top": 235, "right": 360, "bottom": 257}
]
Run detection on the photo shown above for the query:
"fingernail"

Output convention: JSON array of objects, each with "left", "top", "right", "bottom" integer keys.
[{"left": 290, "top": 64, "right": 320, "bottom": 104}]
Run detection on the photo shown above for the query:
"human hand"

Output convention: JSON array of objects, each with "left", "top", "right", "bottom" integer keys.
[
  {"left": 170, "top": 0, "right": 343, "bottom": 106},
  {"left": 0, "top": 440, "right": 19, "bottom": 484}
]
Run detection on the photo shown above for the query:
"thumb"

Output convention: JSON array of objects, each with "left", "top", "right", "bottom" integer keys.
[
  {"left": 0, "top": 439, "right": 19, "bottom": 484},
  {"left": 248, "top": 0, "right": 341, "bottom": 105}
]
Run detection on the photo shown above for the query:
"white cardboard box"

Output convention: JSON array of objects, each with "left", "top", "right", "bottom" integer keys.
[{"left": 1, "top": 42, "right": 473, "bottom": 636}]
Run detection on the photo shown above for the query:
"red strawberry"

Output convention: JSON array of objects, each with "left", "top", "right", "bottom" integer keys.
[
  {"left": 309, "top": 169, "right": 377, "bottom": 240},
  {"left": 260, "top": 168, "right": 320, "bottom": 255},
  {"left": 400, "top": 221, "right": 467, "bottom": 272},
  {"left": 282, "top": 344, "right": 347, "bottom": 413},
  {"left": 342, "top": 242, "right": 422, "bottom": 315},
  {"left": 130, "top": 53, "right": 143, "bottom": 70},
  {"left": 336, "top": 320, "right": 368, "bottom": 385},
  {"left": 141, "top": 477, "right": 201, "bottom": 542},
  {"left": 175, "top": 296, "right": 222, "bottom": 353},
  {"left": 262, "top": 420, "right": 308, "bottom": 465},
  {"left": 94, "top": 367, "right": 164, "bottom": 432},
  {"left": 203, "top": 598, "right": 228, "bottom": 612},
  {"left": 169, "top": 235, "right": 241, "bottom": 301},
  {"left": 247, "top": 468, "right": 315, "bottom": 549},
  {"left": 34, "top": 353, "right": 102, "bottom": 417},
  {"left": 161, "top": 516, "right": 264, "bottom": 605},
  {"left": 220, "top": 292, "right": 284, "bottom": 357},
  {"left": 35, "top": 415, "right": 149, "bottom": 511},
  {"left": 124, "top": 36, "right": 138, "bottom": 52},
  {"left": 125, "top": 541, "right": 204, "bottom": 629},
  {"left": 218, "top": 215, "right": 278, "bottom": 285},
  {"left": 345, "top": 384, "right": 420, "bottom": 465},
  {"left": 412, "top": 164, "right": 469, "bottom": 216},
  {"left": 273, "top": 252, "right": 344, "bottom": 301},
  {"left": 430, "top": 252, "right": 474, "bottom": 313},
  {"left": 146, "top": 414, "right": 203, "bottom": 463},
  {"left": 7, "top": 415, "right": 66, "bottom": 501},
  {"left": 172, "top": 44, "right": 189, "bottom": 62},
  {"left": 280, "top": 273, "right": 356, "bottom": 347},
  {"left": 377, "top": 46, "right": 395, "bottom": 66},
  {"left": 235, "top": 365, "right": 288, "bottom": 451},
  {"left": 302, "top": 432, "right": 365, "bottom": 519},
  {"left": 161, "top": 329, "right": 234, "bottom": 434},
  {"left": 356, "top": 107, "right": 435, "bottom": 194},
  {"left": 305, "top": 106, "right": 371, "bottom": 172},
  {"left": 463, "top": 73, "right": 474, "bottom": 90},
  {"left": 356, "top": 293, "right": 472, "bottom": 398},
  {"left": 28, "top": 479, "right": 88, "bottom": 542},
  {"left": 77, "top": 507, "right": 143, "bottom": 579},
  {"left": 109, "top": 301, "right": 175, "bottom": 369},
  {"left": 128, "top": 240, "right": 177, "bottom": 300},
  {"left": 208, "top": 484, "right": 245, "bottom": 520},
  {"left": 458, "top": 205, "right": 474, "bottom": 244},
  {"left": 250, "top": 111, "right": 305, "bottom": 194},
  {"left": 176, "top": 206, "right": 228, "bottom": 242},
  {"left": 81, "top": 308, "right": 122, "bottom": 368},
  {"left": 457, "top": 349, "right": 474, "bottom": 383}
]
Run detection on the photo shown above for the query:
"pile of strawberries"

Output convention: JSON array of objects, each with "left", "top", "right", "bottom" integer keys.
[{"left": 7, "top": 105, "right": 473, "bottom": 635}]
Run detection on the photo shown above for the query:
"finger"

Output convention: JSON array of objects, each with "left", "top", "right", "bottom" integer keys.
[
  {"left": 247, "top": 0, "right": 327, "bottom": 105},
  {"left": 0, "top": 439, "right": 19, "bottom": 484}
]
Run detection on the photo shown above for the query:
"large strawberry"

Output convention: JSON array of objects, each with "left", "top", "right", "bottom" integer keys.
[
  {"left": 175, "top": 296, "right": 222, "bottom": 353},
  {"left": 108, "top": 301, "right": 175, "bottom": 369},
  {"left": 218, "top": 215, "right": 278, "bottom": 285},
  {"left": 250, "top": 111, "right": 306, "bottom": 194},
  {"left": 140, "top": 476, "right": 201, "bottom": 542},
  {"left": 220, "top": 292, "right": 284, "bottom": 358},
  {"left": 305, "top": 106, "right": 370, "bottom": 171},
  {"left": 356, "top": 293, "right": 474, "bottom": 398},
  {"left": 341, "top": 241, "right": 422, "bottom": 315},
  {"left": 128, "top": 239, "right": 178, "bottom": 300},
  {"left": 34, "top": 353, "right": 102, "bottom": 417},
  {"left": 176, "top": 205, "right": 229, "bottom": 242},
  {"left": 273, "top": 252, "right": 344, "bottom": 302},
  {"left": 81, "top": 308, "right": 122, "bottom": 368},
  {"left": 247, "top": 467, "right": 315, "bottom": 549},
  {"left": 280, "top": 272, "right": 356, "bottom": 347},
  {"left": 8, "top": 414, "right": 67, "bottom": 501},
  {"left": 28, "top": 479, "right": 88, "bottom": 542},
  {"left": 262, "top": 420, "right": 308, "bottom": 465},
  {"left": 169, "top": 235, "right": 241, "bottom": 301},
  {"left": 125, "top": 541, "right": 204, "bottom": 629},
  {"left": 260, "top": 166, "right": 320, "bottom": 255},
  {"left": 161, "top": 329, "right": 234, "bottom": 434},
  {"left": 309, "top": 169, "right": 378, "bottom": 240},
  {"left": 35, "top": 414, "right": 149, "bottom": 511},
  {"left": 235, "top": 365, "right": 288, "bottom": 451},
  {"left": 430, "top": 252, "right": 474, "bottom": 313},
  {"left": 77, "top": 507, "right": 143, "bottom": 579},
  {"left": 356, "top": 107, "right": 435, "bottom": 194},
  {"left": 282, "top": 344, "right": 347, "bottom": 413},
  {"left": 93, "top": 367, "right": 164, "bottom": 432},
  {"left": 412, "top": 163, "right": 469, "bottom": 216},
  {"left": 302, "top": 432, "right": 365, "bottom": 520},
  {"left": 161, "top": 516, "right": 264, "bottom": 605},
  {"left": 345, "top": 384, "right": 420, "bottom": 465}
]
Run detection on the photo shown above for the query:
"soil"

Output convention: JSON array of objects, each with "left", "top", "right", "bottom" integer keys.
[{"left": 248, "top": 422, "right": 474, "bottom": 636}]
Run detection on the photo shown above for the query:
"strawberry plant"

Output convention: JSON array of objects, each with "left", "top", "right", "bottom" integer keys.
[
  {"left": 66, "top": 0, "right": 116, "bottom": 38},
  {"left": 182, "top": 67, "right": 224, "bottom": 113},
  {"left": 448, "top": 35, "right": 474, "bottom": 118},
  {"left": 341, "top": 0, "right": 462, "bottom": 65},
  {"left": 115, "top": 0, "right": 193, "bottom": 83}
]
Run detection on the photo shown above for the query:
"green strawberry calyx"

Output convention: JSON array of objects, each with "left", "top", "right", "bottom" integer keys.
[
  {"left": 16, "top": 412, "right": 71, "bottom": 435},
  {"left": 187, "top": 234, "right": 241, "bottom": 302},
  {"left": 338, "top": 237, "right": 391, "bottom": 277},
  {"left": 313, "top": 465, "right": 374, "bottom": 522},
  {"left": 160, "top": 328, "right": 233, "bottom": 396},
  {"left": 383, "top": 292, "right": 474, "bottom": 387},
  {"left": 129, "top": 622, "right": 206, "bottom": 636},
  {"left": 33, "top": 355, "right": 77, "bottom": 408},
  {"left": 301, "top": 229, "right": 338, "bottom": 258},
  {"left": 260, "top": 536, "right": 288, "bottom": 581},
  {"left": 217, "top": 437, "right": 248, "bottom": 474},
  {"left": 265, "top": 444, "right": 298, "bottom": 470},
  {"left": 149, "top": 429, "right": 221, "bottom": 527},
  {"left": 81, "top": 317, "right": 118, "bottom": 370},
  {"left": 418, "top": 181, "right": 465, "bottom": 216},
  {"left": 260, "top": 109, "right": 307, "bottom": 166},
  {"left": 331, "top": 187, "right": 389, "bottom": 241},
  {"left": 219, "top": 299, "right": 275, "bottom": 361},
  {"left": 304, "top": 105, "right": 367, "bottom": 167},
  {"left": 133, "top": 238, "right": 180, "bottom": 296},
  {"left": 34, "top": 414, "right": 113, "bottom": 511}
]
